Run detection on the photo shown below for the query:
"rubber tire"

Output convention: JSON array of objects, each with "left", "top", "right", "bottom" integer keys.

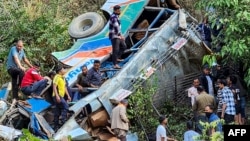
[{"left": 68, "top": 12, "right": 105, "bottom": 39}]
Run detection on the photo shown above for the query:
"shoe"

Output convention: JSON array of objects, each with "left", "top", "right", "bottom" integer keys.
[
  {"left": 31, "top": 94, "right": 43, "bottom": 99},
  {"left": 117, "top": 59, "right": 124, "bottom": 62},
  {"left": 113, "top": 65, "right": 121, "bottom": 69}
]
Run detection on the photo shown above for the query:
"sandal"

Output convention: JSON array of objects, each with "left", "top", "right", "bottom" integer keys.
[
  {"left": 117, "top": 59, "right": 124, "bottom": 62},
  {"left": 113, "top": 65, "right": 121, "bottom": 69}
]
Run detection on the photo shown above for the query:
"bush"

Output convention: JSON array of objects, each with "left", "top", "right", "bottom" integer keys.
[
  {"left": 0, "top": 0, "right": 105, "bottom": 85},
  {"left": 127, "top": 78, "right": 193, "bottom": 141},
  {"left": 128, "top": 81, "right": 159, "bottom": 140}
]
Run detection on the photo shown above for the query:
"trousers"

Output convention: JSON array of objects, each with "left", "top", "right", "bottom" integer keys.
[
  {"left": 7, "top": 67, "right": 24, "bottom": 99},
  {"left": 111, "top": 38, "right": 127, "bottom": 65}
]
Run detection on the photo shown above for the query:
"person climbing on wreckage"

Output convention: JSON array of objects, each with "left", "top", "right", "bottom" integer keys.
[
  {"left": 72, "top": 65, "right": 89, "bottom": 102},
  {"left": 198, "top": 16, "right": 212, "bottom": 49},
  {"left": 20, "top": 60, "right": 51, "bottom": 98},
  {"left": 86, "top": 60, "right": 103, "bottom": 88},
  {"left": 109, "top": 5, "right": 127, "bottom": 69},
  {"left": 6, "top": 40, "right": 33, "bottom": 100},
  {"left": 52, "top": 65, "right": 71, "bottom": 131}
]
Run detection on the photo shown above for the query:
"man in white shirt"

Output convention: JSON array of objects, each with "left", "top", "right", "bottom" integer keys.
[
  {"left": 156, "top": 115, "right": 176, "bottom": 141},
  {"left": 187, "top": 78, "right": 200, "bottom": 106}
]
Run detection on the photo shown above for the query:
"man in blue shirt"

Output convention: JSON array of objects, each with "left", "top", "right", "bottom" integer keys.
[
  {"left": 184, "top": 121, "right": 200, "bottom": 141},
  {"left": 218, "top": 79, "right": 236, "bottom": 124},
  {"left": 205, "top": 105, "right": 223, "bottom": 133},
  {"left": 6, "top": 40, "right": 33, "bottom": 100},
  {"left": 86, "top": 60, "right": 102, "bottom": 88},
  {"left": 198, "top": 17, "right": 212, "bottom": 48},
  {"left": 109, "top": 5, "right": 127, "bottom": 69}
]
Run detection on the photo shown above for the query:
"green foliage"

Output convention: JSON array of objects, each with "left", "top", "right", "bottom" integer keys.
[
  {"left": 18, "top": 129, "right": 72, "bottom": 141},
  {"left": 128, "top": 77, "right": 193, "bottom": 141},
  {"left": 245, "top": 69, "right": 250, "bottom": 87},
  {"left": 18, "top": 129, "right": 45, "bottom": 141},
  {"left": 127, "top": 80, "right": 159, "bottom": 140},
  {"left": 195, "top": 120, "right": 224, "bottom": 141},
  {"left": 196, "top": 0, "right": 250, "bottom": 86},
  {"left": 0, "top": 0, "right": 105, "bottom": 85},
  {"left": 210, "top": 131, "right": 224, "bottom": 141},
  {"left": 202, "top": 54, "right": 218, "bottom": 67},
  {"left": 159, "top": 101, "right": 193, "bottom": 140},
  {"left": 0, "top": 0, "right": 73, "bottom": 70}
]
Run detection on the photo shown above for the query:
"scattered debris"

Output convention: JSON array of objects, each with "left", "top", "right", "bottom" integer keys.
[
  {"left": 178, "top": 9, "right": 187, "bottom": 31},
  {"left": 0, "top": 125, "right": 22, "bottom": 140},
  {"left": 0, "top": 100, "right": 7, "bottom": 116}
]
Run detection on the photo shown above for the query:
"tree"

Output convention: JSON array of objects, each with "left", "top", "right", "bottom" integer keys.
[
  {"left": 196, "top": 0, "right": 250, "bottom": 86},
  {"left": 0, "top": 0, "right": 105, "bottom": 85}
]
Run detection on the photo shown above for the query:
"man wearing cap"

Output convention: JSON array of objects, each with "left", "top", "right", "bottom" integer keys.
[
  {"left": 6, "top": 40, "right": 33, "bottom": 100},
  {"left": 109, "top": 5, "right": 127, "bottom": 69},
  {"left": 20, "top": 61, "right": 50, "bottom": 98},
  {"left": 111, "top": 99, "right": 129, "bottom": 141},
  {"left": 156, "top": 115, "right": 176, "bottom": 141},
  {"left": 52, "top": 66, "right": 71, "bottom": 130}
]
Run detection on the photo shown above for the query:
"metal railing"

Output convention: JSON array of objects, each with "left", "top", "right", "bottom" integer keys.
[{"left": 153, "top": 72, "right": 200, "bottom": 108}]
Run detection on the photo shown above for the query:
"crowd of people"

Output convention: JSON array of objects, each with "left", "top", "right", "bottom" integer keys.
[
  {"left": 153, "top": 64, "right": 248, "bottom": 141},
  {"left": 4, "top": 2, "right": 248, "bottom": 141},
  {"left": 6, "top": 41, "right": 104, "bottom": 97},
  {"left": 6, "top": 4, "right": 127, "bottom": 101},
  {"left": 4, "top": 3, "right": 129, "bottom": 136},
  {"left": 5, "top": 39, "right": 107, "bottom": 130},
  {"left": 184, "top": 64, "right": 248, "bottom": 140},
  {"left": 109, "top": 62, "right": 248, "bottom": 141}
]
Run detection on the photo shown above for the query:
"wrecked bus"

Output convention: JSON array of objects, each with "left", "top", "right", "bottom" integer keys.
[{"left": 0, "top": 0, "right": 208, "bottom": 140}]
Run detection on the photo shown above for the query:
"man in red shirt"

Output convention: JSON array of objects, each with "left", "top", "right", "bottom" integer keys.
[{"left": 20, "top": 61, "right": 50, "bottom": 97}]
